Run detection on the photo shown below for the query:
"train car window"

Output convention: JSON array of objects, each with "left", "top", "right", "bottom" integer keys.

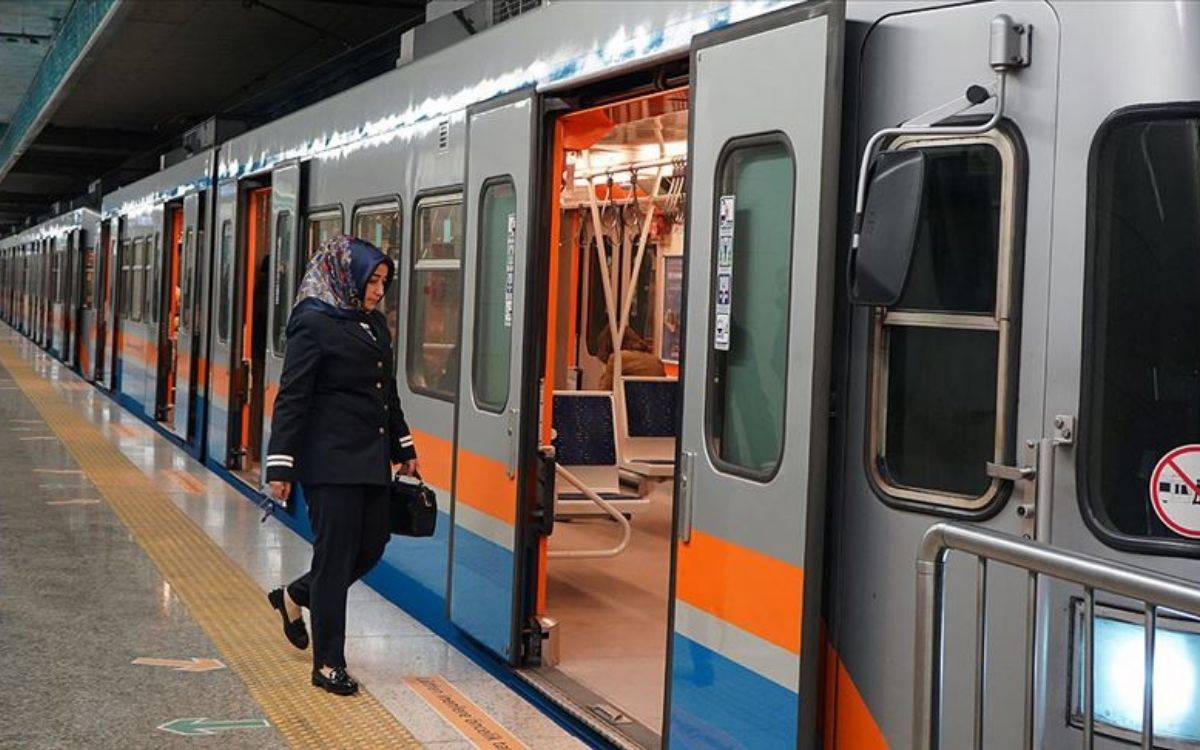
[
  {"left": 218, "top": 219, "right": 233, "bottom": 343},
  {"left": 180, "top": 228, "right": 193, "bottom": 329},
  {"left": 407, "top": 194, "right": 463, "bottom": 400},
  {"left": 132, "top": 238, "right": 145, "bottom": 322},
  {"left": 149, "top": 232, "right": 160, "bottom": 324},
  {"left": 50, "top": 243, "right": 60, "bottom": 304},
  {"left": 583, "top": 237, "right": 657, "bottom": 357},
  {"left": 305, "top": 210, "right": 343, "bottom": 266},
  {"left": 120, "top": 240, "right": 131, "bottom": 318},
  {"left": 867, "top": 133, "right": 1018, "bottom": 511},
  {"left": 706, "top": 137, "right": 795, "bottom": 480},
  {"left": 82, "top": 241, "right": 95, "bottom": 310},
  {"left": 352, "top": 202, "right": 401, "bottom": 342},
  {"left": 1083, "top": 110, "right": 1200, "bottom": 548},
  {"left": 472, "top": 179, "right": 515, "bottom": 412},
  {"left": 271, "top": 211, "right": 293, "bottom": 354}
]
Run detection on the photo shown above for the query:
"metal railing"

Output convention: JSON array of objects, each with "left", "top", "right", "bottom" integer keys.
[{"left": 914, "top": 522, "right": 1200, "bottom": 750}]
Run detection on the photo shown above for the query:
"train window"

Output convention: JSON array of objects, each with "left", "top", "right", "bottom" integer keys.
[
  {"left": 180, "top": 228, "right": 193, "bottom": 329},
  {"left": 218, "top": 219, "right": 233, "bottom": 343},
  {"left": 353, "top": 201, "right": 401, "bottom": 342},
  {"left": 132, "top": 238, "right": 145, "bottom": 322},
  {"left": 407, "top": 194, "right": 463, "bottom": 400},
  {"left": 49, "top": 243, "right": 60, "bottom": 304},
  {"left": 149, "top": 232, "right": 160, "bottom": 324},
  {"left": 472, "top": 179, "right": 515, "bottom": 412},
  {"left": 583, "top": 237, "right": 657, "bottom": 357},
  {"left": 1084, "top": 110, "right": 1200, "bottom": 548},
  {"left": 271, "top": 211, "right": 292, "bottom": 354},
  {"left": 706, "top": 137, "right": 795, "bottom": 479},
  {"left": 305, "top": 209, "right": 342, "bottom": 266},
  {"left": 867, "top": 134, "right": 1018, "bottom": 511}
]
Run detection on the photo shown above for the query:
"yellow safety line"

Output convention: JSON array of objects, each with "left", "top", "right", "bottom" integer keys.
[
  {"left": 405, "top": 676, "right": 530, "bottom": 750},
  {"left": 0, "top": 334, "right": 421, "bottom": 750}
]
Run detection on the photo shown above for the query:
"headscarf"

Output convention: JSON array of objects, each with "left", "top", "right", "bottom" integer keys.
[{"left": 293, "top": 235, "right": 394, "bottom": 319}]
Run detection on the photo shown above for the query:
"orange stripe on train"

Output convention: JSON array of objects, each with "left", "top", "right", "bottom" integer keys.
[{"left": 675, "top": 529, "right": 803, "bottom": 655}]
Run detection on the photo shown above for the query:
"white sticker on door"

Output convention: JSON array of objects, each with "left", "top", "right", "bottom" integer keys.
[
  {"left": 1149, "top": 445, "right": 1200, "bottom": 538},
  {"left": 504, "top": 213, "right": 516, "bottom": 328},
  {"left": 714, "top": 195, "right": 735, "bottom": 352}
]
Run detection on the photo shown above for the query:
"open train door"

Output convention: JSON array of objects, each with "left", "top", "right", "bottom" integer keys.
[
  {"left": 260, "top": 161, "right": 301, "bottom": 488},
  {"left": 667, "top": 2, "right": 842, "bottom": 747},
  {"left": 173, "top": 192, "right": 202, "bottom": 440},
  {"left": 448, "top": 88, "right": 538, "bottom": 661}
]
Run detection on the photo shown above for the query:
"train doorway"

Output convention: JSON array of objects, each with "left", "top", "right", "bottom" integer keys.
[
  {"left": 531, "top": 85, "right": 690, "bottom": 743},
  {"left": 230, "top": 183, "right": 272, "bottom": 484},
  {"left": 156, "top": 203, "right": 184, "bottom": 423}
]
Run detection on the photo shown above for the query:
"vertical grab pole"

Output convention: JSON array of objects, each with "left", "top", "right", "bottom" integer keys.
[
  {"left": 974, "top": 557, "right": 989, "bottom": 750},
  {"left": 1142, "top": 603, "right": 1156, "bottom": 749},
  {"left": 1083, "top": 587, "right": 1095, "bottom": 749},
  {"left": 914, "top": 549, "right": 946, "bottom": 750}
]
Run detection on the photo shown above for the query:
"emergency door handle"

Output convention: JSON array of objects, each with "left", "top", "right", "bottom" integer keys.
[
  {"left": 986, "top": 461, "right": 1035, "bottom": 482},
  {"left": 677, "top": 450, "right": 696, "bottom": 543},
  {"left": 506, "top": 408, "right": 519, "bottom": 479}
]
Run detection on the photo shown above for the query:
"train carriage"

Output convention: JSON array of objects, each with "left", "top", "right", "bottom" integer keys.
[{"left": 5, "top": 1, "right": 1200, "bottom": 748}]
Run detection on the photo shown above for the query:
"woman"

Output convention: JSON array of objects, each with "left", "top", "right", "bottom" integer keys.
[{"left": 263, "top": 235, "right": 419, "bottom": 696}]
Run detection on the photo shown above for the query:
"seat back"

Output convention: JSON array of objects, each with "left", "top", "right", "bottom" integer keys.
[
  {"left": 618, "top": 376, "right": 678, "bottom": 466},
  {"left": 551, "top": 390, "right": 619, "bottom": 494}
]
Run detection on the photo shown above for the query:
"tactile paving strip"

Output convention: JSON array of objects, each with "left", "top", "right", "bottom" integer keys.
[{"left": 0, "top": 336, "right": 421, "bottom": 749}]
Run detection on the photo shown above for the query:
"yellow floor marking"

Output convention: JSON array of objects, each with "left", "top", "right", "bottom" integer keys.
[
  {"left": 0, "top": 334, "right": 421, "bottom": 750},
  {"left": 405, "top": 676, "right": 530, "bottom": 750},
  {"left": 164, "top": 467, "right": 207, "bottom": 495}
]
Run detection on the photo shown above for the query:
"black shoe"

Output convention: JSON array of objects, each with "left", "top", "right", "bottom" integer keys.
[
  {"left": 312, "top": 667, "right": 358, "bottom": 696},
  {"left": 267, "top": 587, "right": 309, "bottom": 650}
]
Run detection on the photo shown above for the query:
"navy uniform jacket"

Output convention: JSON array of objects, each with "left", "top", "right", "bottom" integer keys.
[{"left": 264, "top": 303, "right": 416, "bottom": 486}]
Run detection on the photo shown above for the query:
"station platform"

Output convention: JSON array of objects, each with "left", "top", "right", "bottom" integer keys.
[{"left": 0, "top": 324, "right": 588, "bottom": 749}]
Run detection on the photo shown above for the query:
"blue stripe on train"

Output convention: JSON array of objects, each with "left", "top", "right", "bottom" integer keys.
[
  {"left": 668, "top": 632, "right": 798, "bottom": 749},
  {"left": 449, "top": 526, "right": 514, "bottom": 659}
]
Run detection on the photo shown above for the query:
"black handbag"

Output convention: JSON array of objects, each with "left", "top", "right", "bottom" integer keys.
[{"left": 389, "top": 473, "right": 437, "bottom": 537}]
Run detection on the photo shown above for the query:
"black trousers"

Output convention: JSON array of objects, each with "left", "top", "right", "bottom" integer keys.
[{"left": 286, "top": 483, "right": 390, "bottom": 670}]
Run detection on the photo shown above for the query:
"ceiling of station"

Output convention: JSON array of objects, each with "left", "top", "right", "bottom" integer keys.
[
  {"left": 0, "top": 0, "right": 429, "bottom": 235},
  {"left": 0, "top": 1, "right": 74, "bottom": 124}
]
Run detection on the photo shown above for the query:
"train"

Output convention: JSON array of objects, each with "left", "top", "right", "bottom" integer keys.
[{"left": 4, "top": 1, "right": 1200, "bottom": 748}]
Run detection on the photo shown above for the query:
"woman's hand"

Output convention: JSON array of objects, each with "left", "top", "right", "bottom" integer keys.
[
  {"left": 391, "top": 459, "right": 420, "bottom": 478},
  {"left": 269, "top": 481, "right": 292, "bottom": 501}
]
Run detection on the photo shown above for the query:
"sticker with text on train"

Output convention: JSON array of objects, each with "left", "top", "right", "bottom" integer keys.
[
  {"left": 1149, "top": 445, "right": 1200, "bottom": 538},
  {"left": 714, "top": 194, "right": 735, "bottom": 352}
]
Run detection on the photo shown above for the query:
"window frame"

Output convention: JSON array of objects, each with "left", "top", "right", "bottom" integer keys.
[
  {"left": 471, "top": 175, "right": 516, "bottom": 414},
  {"left": 1078, "top": 102, "right": 1200, "bottom": 557},
  {"left": 864, "top": 128, "right": 1023, "bottom": 515},
  {"left": 217, "top": 219, "right": 234, "bottom": 344},
  {"left": 270, "top": 208, "right": 294, "bottom": 358},
  {"left": 703, "top": 131, "right": 797, "bottom": 484},
  {"left": 352, "top": 195, "right": 404, "bottom": 344},
  {"left": 304, "top": 205, "right": 344, "bottom": 265},
  {"left": 406, "top": 187, "right": 464, "bottom": 402}
]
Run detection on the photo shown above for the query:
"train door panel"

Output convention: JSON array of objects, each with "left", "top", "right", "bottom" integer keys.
[
  {"left": 261, "top": 163, "right": 301, "bottom": 487},
  {"left": 140, "top": 206, "right": 164, "bottom": 417},
  {"left": 448, "top": 90, "right": 536, "bottom": 661},
  {"left": 667, "top": 4, "right": 842, "bottom": 747},
  {"left": 156, "top": 204, "right": 184, "bottom": 425},
  {"left": 206, "top": 182, "right": 238, "bottom": 465},
  {"left": 173, "top": 193, "right": 201, "bottom": 440},
  {"left": 830, "top": 4, "right": 1060, "bottom": 749},
  {"left": 81, "top": 224, "right": 100, "bottom": 381},
  {"left": 231, "top": 182, "right": 271, "bottom": 482},
  {"left": 99, "top": 220, "right": 116, "bottom": 386}
]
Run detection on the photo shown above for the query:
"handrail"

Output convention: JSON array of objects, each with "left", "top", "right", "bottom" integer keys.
[
  {"left": 546, "top": 464, "right": 631, "bottom": 560},
  {"left": 914, "top": 522, "right": 1200, "bottom": 750}
]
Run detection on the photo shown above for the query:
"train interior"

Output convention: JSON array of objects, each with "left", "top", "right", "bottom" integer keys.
[
  {"left": 535, "top": 86, "right": 689, "bottom": 737},
  {"left": 231, "top": 181, "right": 273, "bottom": 485}
]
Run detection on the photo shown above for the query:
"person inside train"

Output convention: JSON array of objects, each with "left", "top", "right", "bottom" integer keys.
[
  {"left": 263, "top": 235, "right": 420, "bottom": 697},
  {"left": 596, "top": 325, "right": 665, "bottom": 390}
]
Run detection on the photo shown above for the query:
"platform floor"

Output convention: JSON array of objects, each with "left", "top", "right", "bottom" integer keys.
[{"left": 0, "top": 325, "right": 587, "bottom": 750}]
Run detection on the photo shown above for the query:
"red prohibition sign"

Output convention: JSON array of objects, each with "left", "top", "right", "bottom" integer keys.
[{"left": 1149, "top": 444, "right": 1200, "bottom": 539}]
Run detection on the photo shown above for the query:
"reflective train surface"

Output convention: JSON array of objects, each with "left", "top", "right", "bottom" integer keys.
[{"left": 4, "top": 1, "right": 1200, "bottom": 748}]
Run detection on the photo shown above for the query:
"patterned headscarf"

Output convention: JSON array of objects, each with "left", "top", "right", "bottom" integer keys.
[{"left": 293, "top": 235, "right": 393, "bottom": 318}]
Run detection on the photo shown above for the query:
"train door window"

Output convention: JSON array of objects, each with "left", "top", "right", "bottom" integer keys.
[
  {"left": 180, "top": 228, "right": 193, "bottom": 329},
  {"left": 407, "top": 193, "right": 463, "bottom": 399},
  {"left": 472, "top": 178, "right": 515, "bottom": 411},
  {"left": 352, "top": 200, "right": 401, "bottom": 341},
  {"left": 271, "top": 210, "right": 292, "bottom": 353},
  {"left": 706, "top": 137, "right": 795, "bottom": 478},
  {"left": 132, "top": 238, "right": 145, "bottom": 322},
  {"left": 305, "top": 209, "right": 342, "bottom": 265},
  {"left": 217, "top": 219, "right": 233, "bottom": 343},
  {"left": 149, "top": 232, "right": 160, "bottom": 324},
  {"left": 82, "top": 240, "right": 95, "bottom": 310},
  {"left": 1084, "top": 110, "right": 1200, "bottom": 547},
  {"left": 867, "top": 132, "right": 1019, "bottom": 510},
  {"left": 50, "top": 242, "right": 60, "bottom": 304},
  {"left": 120, "top": 240, "right": 131, "bottom": 318}
]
